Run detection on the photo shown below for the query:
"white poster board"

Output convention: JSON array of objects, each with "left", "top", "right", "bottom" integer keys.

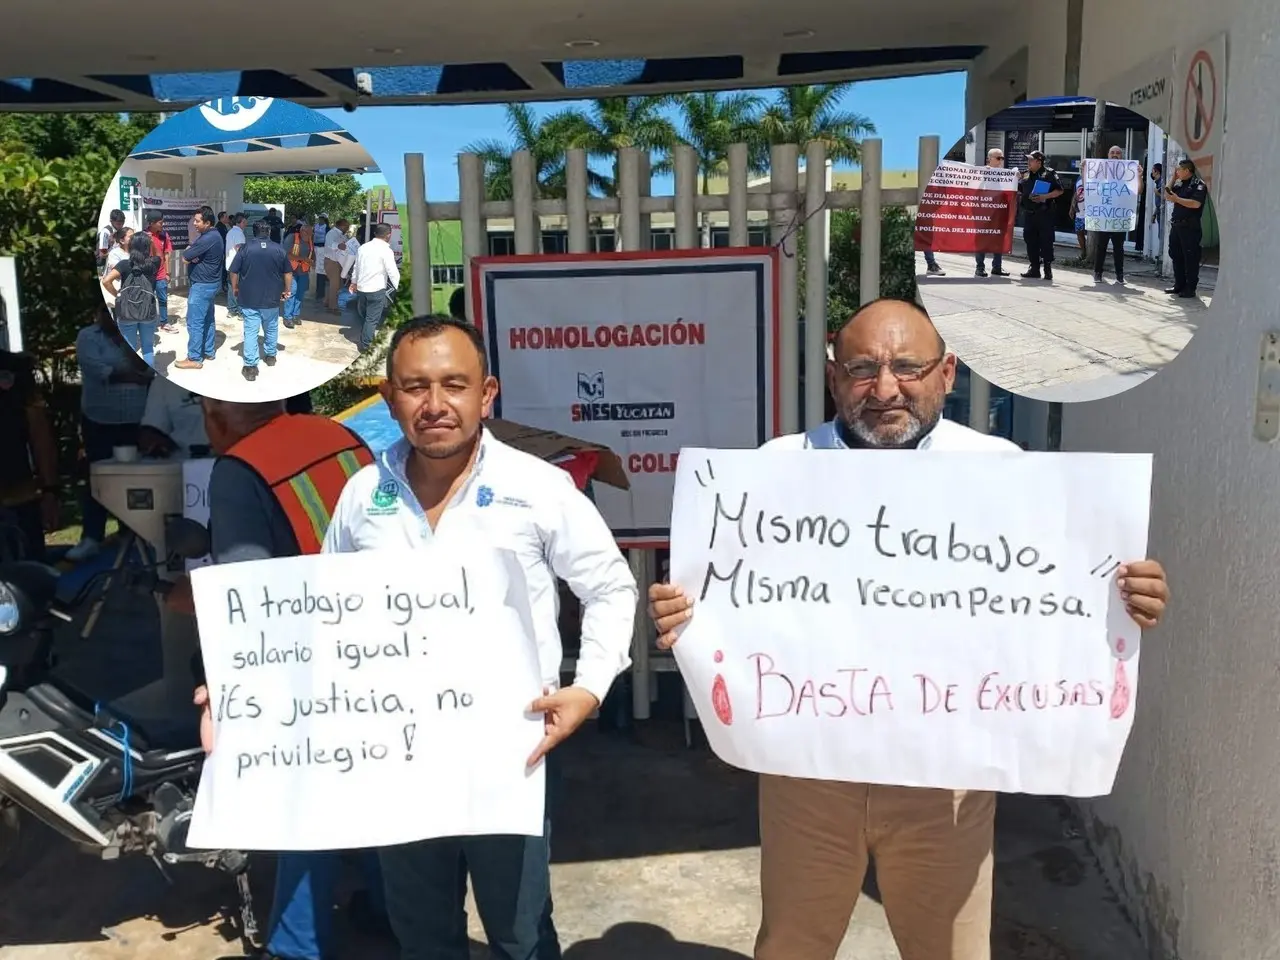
[
  {"left": 379, "top": 209, "right": 402, "bottom": 256},
  {"left": 186, "top": 545, "right": 546, "bottom": 851},
  {"left": 182, "top": 458, "right": 215, "bottom": 571},
  {"left": 1082, "top": 159, "right": 1142, "bottom": 233},
  {"left": 0, "top": 256, "right": 20, "bottom": 352},
  {"left": 476, "top": 251, "right": 780, "bottom": 548},
  {"left": 668, "top": 449, "right": 1153, "bottom": 797}
]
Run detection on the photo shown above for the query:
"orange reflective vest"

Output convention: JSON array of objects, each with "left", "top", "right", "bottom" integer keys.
[
  {"left": 225, "top": 413, "right": 373, "bottom": 555},
  {"left": 288, "top": 235, "right": 314, "bottom": 273}
]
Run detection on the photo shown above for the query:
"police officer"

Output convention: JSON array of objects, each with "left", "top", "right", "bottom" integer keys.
[
  {"left": 1017, "top": 150, "right": 1065, "bottom": 281},
  {"left": 1163, "top": 158, "right": 1208, "bottom": 299}
]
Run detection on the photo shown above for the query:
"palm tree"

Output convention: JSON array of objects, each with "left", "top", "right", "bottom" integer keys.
[
  {"left": 757, "top": 84, "right": 876, "bottom": 165},
  {"left": 554, "top": 96, "right": 681, "bottom": 195},
  {"left": 674, "top": 91, "right": 767, "bottom": 246},
  {"left": 463, "top": 103, "right": 608, "bottom": 201}
]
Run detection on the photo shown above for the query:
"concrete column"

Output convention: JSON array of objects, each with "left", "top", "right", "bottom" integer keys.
[
  {"left": 566, "top": 150, "right": 590, "bottom": 255},
  {"left": 771, "top": 143, "right": 800, "bottom": 436},
  {"left": 511, "top": 150, "right": 538, "bottom": 255},
  {"left": 404, "top": 153, "right": 430, "bottom": 316},
  {"left": 804, "top": 140, "right": 829, "bottom": 430},
  {"left": 728, "top": 143, "right": 749, "bottom": 248},
  {"left": 458, "top": 153, "right": 485, "bottom": 323}
]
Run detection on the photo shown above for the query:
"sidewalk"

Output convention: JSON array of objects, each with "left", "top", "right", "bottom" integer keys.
[
  {"left": 150, "top": 287, "right": 361, "bottom": 402},
  {"left": 918, "top": 247, "right": 1209, "bottom": 402}
]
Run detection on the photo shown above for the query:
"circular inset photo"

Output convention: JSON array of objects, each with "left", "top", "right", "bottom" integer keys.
[
  {"left": 95, "top": 98, "right": 401, "bottom": 402},
  {"left": 913, "top": 95, "right": 1216, "bottom": 402}
]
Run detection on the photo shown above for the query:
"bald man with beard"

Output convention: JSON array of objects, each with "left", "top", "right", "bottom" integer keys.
[{"left": 646, "top": 298, "right": 1171, "bottom": 960}]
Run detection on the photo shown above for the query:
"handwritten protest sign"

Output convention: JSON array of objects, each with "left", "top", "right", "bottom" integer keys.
[
  {"left": 186, "top": 545, "right": 546, "bottom": 851},
  {"left": 1083, "top": 159, "right": 1141, "bottom": 232},
  {"left": 181, "top": 458, "right": 214, "bottom": 571},
  {"left": 914, "top": 161, "right": 1019, "bottom": 255},
  {"left": 668, "top": 449, "right": 1152, "bottom": 797}
]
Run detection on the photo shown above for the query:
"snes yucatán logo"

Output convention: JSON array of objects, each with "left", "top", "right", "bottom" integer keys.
[
  {"left": 571, "top": 372, "right": 676, "bottom": 423},
  {"left": 199, "top": 97, "right": 274, "bottom": 133}
]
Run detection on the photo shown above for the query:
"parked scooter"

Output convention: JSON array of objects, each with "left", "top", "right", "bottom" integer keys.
[{"left": 0, "top": 517, "right": 259, "bottom": 945}]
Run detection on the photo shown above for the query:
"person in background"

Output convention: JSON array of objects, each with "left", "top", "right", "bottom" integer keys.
[
  {"left": 1092, "top": 145, "right": 1128, "bottom": 286},
  {"left": 919, "top": 248, "right": 945, "bottom": 277},
  {"left": 137, "top": 375, "right": 210, "bottom": 458},
  {"left": 282, "top": 222, "right": 314, "bottom": 330},
  {"left": 175, "top": 209, "right": 225, "bottom": 371},
  {"left": 0, "top": 348, "right": 59, "bottom": 563},
  {"left": 312, "top": 216, "right": 330, "bottom": 304},
  {"left": 974, "top": 147, "right": 1010, "bottom": 278},
  {"left": 185, "top": 397, "right": 390, "bottom": 960},
  {"left": 101, "top": 232, "right": 163, "bottom": 367},
  {"left": 67, "top": 305, "right": 152, "bottom": 562},
  {"left": 145, "top": 211, "right": 177, "bottom": 333},
  {"left": 96, "top": 209, "right": 125, "bottom": 272},
  {"left": 216, "top": 212, "right": 231, "bottom": 303},
  {"left": 1133, "top": 161, "right": 1146, "bottom": 254},
  {"left": 228, "top": 222, "right": 292, "bottom": 382},
  {"left": 263, "top": 207, "right": 285, "bottom": 244},
  {"left": 1069, "top": 177, "right": 1087, "bottom": 258},
  {"left": 339, "top": 228, "right": 360, "bottom": 290},
  {"left": 1017, "top": 150, "right": 1064, "bottom": 282},
  {"left": 285, "top": 392, "right": 313, "bottom": 415},
  {"left": 323, "top": 314, "right": 638, "bottom": 960},
  {"left": 321, "top": 219, "right": 350, "bottom": 313},
  {"left": 646, "top": 298, "right": 1171, "bottom": 960},
  {"left": 448, "top": 286, "right": 466, "bottom": 322},
  {"left": 1163, "top": 158, "right": 1208, "bottom": 300},
  {"left": 1146, "top": 163, "right": 1164, "bottom": 260},
  {"left": 349, "top": 222, "right": 399, "bottom": 352},
  {"left": 224, "top": 213, "right": 247, "bottom": 319},
  {"left": 103, "top": 226, "right": 134, "bottom": 278}
]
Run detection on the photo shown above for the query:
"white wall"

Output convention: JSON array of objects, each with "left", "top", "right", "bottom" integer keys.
[
  {"left": 1064, "top": 3, "right": 1280, "bottom": 959},
  {"left": 96, "top": 163, "right": 247, "bottom": 233}
]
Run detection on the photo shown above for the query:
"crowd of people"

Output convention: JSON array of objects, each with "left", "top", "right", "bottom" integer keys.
[{"left": 96, "top": 205, "right": 401, "bottom": 383}]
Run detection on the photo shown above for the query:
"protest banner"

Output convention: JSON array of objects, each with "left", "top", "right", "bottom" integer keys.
[
  {"left": 181, "top": 458, "right": 214, "bottom": 571},
  {"left": 914, "top": 161, "right": 1019, "bottom": 255},
  {"left": 1082, "top": 159, "right": 1142, "bottom": 232},
  {"left": 668, "top": 448, "right": 1152, "bottom": 797},
  {"left": 186, "top": 545, "right": 547, "bottom": 851},
  {"left": 138, "top": 195, "right": 210, "bottom": 247},
  {"left": 474, "top": 250, "right": 780, "bottom": 547}
]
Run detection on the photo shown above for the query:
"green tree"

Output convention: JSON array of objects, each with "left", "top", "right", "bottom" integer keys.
[
  {"left": 555, "top": 96, "right": 680, "bottom": 194},
  {"left": 242, "top": 173, "right": 365, "bottom": 223},
  {"left": 673, "top": 91, "right": 767, "bottom": 245},
  {"left": 800, "top": 206, "right": 918, "bottom": 328},
  {"left": 0, "top": 113, "right": 160, "bottom": 165},
  {"left": 465, "top": 104, "right": 609, "bottom": 201},
  {"left": 757, "top": 84, "right": 876, "bottom": 166}
]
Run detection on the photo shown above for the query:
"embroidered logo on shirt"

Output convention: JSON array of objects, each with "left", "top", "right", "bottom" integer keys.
[
  {"left": 476, "top": 485, "right": 494, "bottom": 508},
  {"left": 368, "top": 479, "right": 401, "bottom": 515}
]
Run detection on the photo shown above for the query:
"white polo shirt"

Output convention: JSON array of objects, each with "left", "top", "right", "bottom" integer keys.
[
  {"left": 763, "top": 416, "right": 1020, "bottom": 452},
  {"left": 322, "top": 428, "right": 638, "bottom": 703}
]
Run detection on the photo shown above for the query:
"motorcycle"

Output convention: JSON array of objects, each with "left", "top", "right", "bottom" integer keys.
[{"left": 0, "top": 516, "right": 259, "bottom": 945}]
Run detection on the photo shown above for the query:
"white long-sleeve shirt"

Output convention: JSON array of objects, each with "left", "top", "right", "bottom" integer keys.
[
  {"left": 321, "top": 228, "right": 347, "bottom": 269},
  {"left": 351, "top": 237, "right": 401, "bottom": 293},
  {"left": 764, "top": 416, "right": 1020, "bottom": 452},
  {"left": 321, "top": 429, "right": 637, "bottom": 703}
]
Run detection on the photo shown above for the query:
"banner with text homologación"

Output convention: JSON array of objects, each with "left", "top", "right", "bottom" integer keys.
[
  {"left": 475, "top": 251, "right": 780, "bottom": 547},
  {"left": 914, "top": 161, "right": 1019, "bottom": 256}
]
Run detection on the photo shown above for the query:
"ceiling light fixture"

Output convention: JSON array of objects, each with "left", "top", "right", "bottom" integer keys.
[
  {"left": 564, "top": 39, "right": 600, "bottom": 49},
  {"left": 369, "top": 47, "right": 402, "bottom": 55},
  {"left": 125, "top": 53, "right": 157, "bottom": 62},
  {"left": 782, "top": 29, "right": 815, "bottom": 39}
]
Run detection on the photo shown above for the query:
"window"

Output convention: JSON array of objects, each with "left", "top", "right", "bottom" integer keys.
[
  {"left": 650, "top": 230, "right": 674, "bottom": 250},
  {"left": 592, "top": 232, "right": 616, "bottom": 253},
  {"left": 488, "top": 234, "right": 515, "bottom": 256},
  {"left": 542, "top": 231, "right": 568, "bottom": 254},
  {"left": 748, "top": 227, "right": 768, "bottom": 247},
  {"left": 431, "top": 265, "right": 464, "bottom": 286}
]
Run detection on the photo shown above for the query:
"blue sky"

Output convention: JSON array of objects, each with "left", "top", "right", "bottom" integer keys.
[{"left": 323, "top": 71, "right": 967, "bottom": 202}]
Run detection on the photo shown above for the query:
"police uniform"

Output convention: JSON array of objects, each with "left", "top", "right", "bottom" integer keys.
[
  {"left": 1166, "top": 175, "right": 1208, "bottom": 297},
  {"left": 1018, "top": 164, "right": 1064, "bottom": 278}
]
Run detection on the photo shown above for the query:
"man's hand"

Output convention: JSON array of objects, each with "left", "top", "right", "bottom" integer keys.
[
  {"left": 1118, "top": 560, "right": 1169, "bottom": 629},
  {"left": 194, "top": 685, "right": 214, "bottom": 754},
  {"left": 648, "top": 582, "right": 693, "bottom": 650},
  {"left": 348, "top": 283, "right": 357, "bottom": 295},
  {"left": 138, "top": 426, "right": 176, "bottom": 458},
  {"left": 527, "top": 686, "right": 598, "bottom": 767},
  {"left": 39, "top": 490, "right": 59, "bottom": 532}
]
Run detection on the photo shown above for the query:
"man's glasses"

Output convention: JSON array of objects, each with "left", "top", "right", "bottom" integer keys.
[{"left": 838, "top": 355, "right": 946, "bottom": 383}]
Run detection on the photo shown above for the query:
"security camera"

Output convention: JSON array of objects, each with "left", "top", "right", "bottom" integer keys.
[
  {"left": 355, "top": 72, "right": 373, "bottom": 96},
  {"left": 342, "top": 100, "right": 357, "bottom": 113}
]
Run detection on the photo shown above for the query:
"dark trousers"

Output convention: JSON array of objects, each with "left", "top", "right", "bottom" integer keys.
[
  {"left": 1169, "top": 222, "right": 1203, "bottom": 294},
  {"left": 379, "top": 756, "right": 562, "bottom": 960},
  {"left": 266, "top": 850, "right": 385, "bottom": 960},
  {"left": 1023, "top": 214, "right": 1056, "bottom": 269},
  {"left": 356, "top": 291, "right": 390, "bottom": 352},
  {"left": 314, "top": 271, "right": 328, "bottom": 302},
  {"left": 79, "top": 416, "right": 140, "bottom": 542},
  {"left": 1092, "top": 231, "right": 1126, "bottom": 279}
]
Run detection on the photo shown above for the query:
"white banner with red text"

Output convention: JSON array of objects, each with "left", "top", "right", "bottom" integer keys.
[
  {"left": 913, "top": 161, "right": 1019, "bottom": 255},
  {"left": 474, "top": 251, "right": 780, "bottom": 547},
  {"left": 668, "top": 448, "right": 1152, "bottom": 797}
]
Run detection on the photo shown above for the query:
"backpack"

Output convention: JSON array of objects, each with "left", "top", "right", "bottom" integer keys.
[{"left": 115, "top": 265, "right": 158, "bottom": 323}]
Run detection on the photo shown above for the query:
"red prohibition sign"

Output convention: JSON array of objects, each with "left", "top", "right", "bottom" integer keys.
[{"left": 1183, "top": 49, "right": 1217, "bottom": 152}]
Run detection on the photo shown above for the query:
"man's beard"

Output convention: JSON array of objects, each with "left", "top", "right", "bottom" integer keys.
[{"left": 839, "top": 398, "right": 942, "bottom": 448}]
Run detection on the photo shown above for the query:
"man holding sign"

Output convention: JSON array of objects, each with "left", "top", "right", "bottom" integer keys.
[
  {"left": 322, "top": 314, "right": 638, "bottom": 960},
  {"left": 647, "top": 298, "right": 1170, "bottom": 960},
  {"left": 1086, "top": 146, "right": 1138, "bottom": 285}
]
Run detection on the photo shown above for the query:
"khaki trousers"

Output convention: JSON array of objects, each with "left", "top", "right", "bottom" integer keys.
[
  {"left": 324, "top": 259, "right": 343, "bottom": 310},
  {"left": 755, "top": 775, "right": 995, "bottom": 960}
]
